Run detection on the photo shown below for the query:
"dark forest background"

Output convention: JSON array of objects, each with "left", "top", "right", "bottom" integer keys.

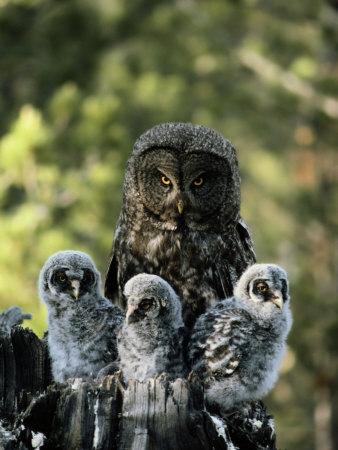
[{"left": 0, "top": 1, "right": 337, "bottom": 449}]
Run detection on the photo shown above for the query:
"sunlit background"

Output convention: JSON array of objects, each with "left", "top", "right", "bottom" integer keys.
[{"left": 0, "top": 1, "right": 337, "bottom": 449}]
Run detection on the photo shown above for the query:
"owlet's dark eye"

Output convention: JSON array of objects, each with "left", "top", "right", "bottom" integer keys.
[
  {"left": 53, "top": 270, "right": 67, "bottom": 284},
  {"left": 139, "top": 298, "right": 153, "bottom": 311},
  {"left": 161, "top": 175, "right": 171, "bottom": 186},
  {"left": 256, "top": 281, "right": 268, "bottom": 293},
  {"left": 193, "top": 176, "right": 204, "bottom": 187}
]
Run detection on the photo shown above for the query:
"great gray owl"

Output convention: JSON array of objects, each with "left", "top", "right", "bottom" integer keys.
[
  {"left": 188, "top": 263, "right": 292, "bottom": 412},
  {"left": 117, "top": 273, "right": 186, "bottom": 382},
  {"left": 105, "top": 122, "right": 256, "bottom": 328},
  {"left": 39, "top": 250, "right": 124, "bottom": 382}
]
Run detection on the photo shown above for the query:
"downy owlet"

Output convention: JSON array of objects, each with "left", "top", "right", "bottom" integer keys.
[
  {"left": 189, "top": 263, "right": 292, "bottom": 412},
  {"left": 39, "top": 250, "right": 124, "bottom": 382},
  {"left": 117, "top": 273, "right": 186, "bottom": 382}
]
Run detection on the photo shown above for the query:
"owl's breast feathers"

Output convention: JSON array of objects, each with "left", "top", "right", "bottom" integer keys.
[{"left": 106, "top": 218, "right": 255, "bottom": 327}]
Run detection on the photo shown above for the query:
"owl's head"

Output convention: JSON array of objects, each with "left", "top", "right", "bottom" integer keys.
[
  {"left": 123, "top": 273, "right": 183, "bottom": 327},
  {"left": 124, "top": 123, "right": 240, "bottom": 231},
  {"left": 39, "top": 250, "right": 101, "bottom": 305},
  {"left": 234, "top": 263, "right": 290, "bottom": 312}
]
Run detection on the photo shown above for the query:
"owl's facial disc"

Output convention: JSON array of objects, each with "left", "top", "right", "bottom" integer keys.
[
  {"left": 249, "top": 278, "right": 286, "bottom": 309},
  {"left": 126, "top": 296, "right": 163, "bottom": 324},
  {"left": 49, "top": 267, "right": 95, "bottom": 300},
  {"left": 137, "top": 149, "right": 229, "bottom": 230}
]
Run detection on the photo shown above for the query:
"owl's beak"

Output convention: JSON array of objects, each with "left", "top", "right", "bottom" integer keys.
[
  {"left": 177, "top": 200, "right": 184, "bottom": 215},
  {"left": 71, "top": 280, "right": 80, "bottom": 300},
  {"left": 271, "top": 292, "right": 283, "bottom": 310},
  {"left": 126, "top": 306, "right": 138, "bottom": 324}
]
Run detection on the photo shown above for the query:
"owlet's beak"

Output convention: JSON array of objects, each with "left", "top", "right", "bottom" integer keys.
[
  {"left": 177, "top": 200, "right": 184, "bottom": 215},
  {"left": 271, "top": 291, "right": 283, "bottom": 310},
  {"left": 126, "top": 305, "right": 138, "bottom": 325},
  {"left": 71, "top": 280, "right": 80, "bottom": 300}
]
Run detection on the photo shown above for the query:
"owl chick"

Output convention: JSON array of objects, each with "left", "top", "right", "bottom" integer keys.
[
  {"left": 117, "top": 274, "right": 186, "bottom": 382},
  {"left": 39, "top": 250, "right": 124, "bottom": 382},
  {"left": 189, "top": 263, "right": 292, "bottom": 412}
]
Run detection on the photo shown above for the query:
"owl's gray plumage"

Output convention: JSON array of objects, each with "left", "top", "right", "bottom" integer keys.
[
  {"left": 105, "top": 122, "right": 256, "bottom": 328},
  {"left": 189, "top": 263, "right": 292, "bottom": 412},
  {"left": 39, "top": 250, "right": 124, "bottom": 382},
  {"left": 117, "top": 273, "right": 186, "bottom": 382}
]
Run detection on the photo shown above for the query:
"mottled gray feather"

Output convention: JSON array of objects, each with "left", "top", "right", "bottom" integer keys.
[
  {"left": 189, "top": 264, "right": 292, "bottom": 412},
  {"left": 39, "top": 250, "right": 124, "bottom": 382},
  {"left": 117, "top": 274, "right": 186, "bottom": 382}
]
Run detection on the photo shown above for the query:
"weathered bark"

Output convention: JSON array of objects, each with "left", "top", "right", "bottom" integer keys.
[
  {"left": 117, "top": 375, "right": 230, "bottom": 450},
  {"left": 0, "top": 326, "right": 277, "bottom": 450},
  {"left": 16, "top": 375, "right": 232, "bottom": 450},
  {"left": 0, "top": 326, "right": 51, "bottom": 421}
]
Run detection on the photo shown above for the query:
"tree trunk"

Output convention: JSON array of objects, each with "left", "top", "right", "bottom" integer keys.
[{"left": 0, "top": 327, "right": 277, "bottom": 450}]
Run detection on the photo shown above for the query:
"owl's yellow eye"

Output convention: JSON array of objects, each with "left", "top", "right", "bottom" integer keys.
[
  {"left": 161, "top": 175, "right": 171, "bottom": 186},
  {"left": 193, "top": 176, "right": 204, "bottom": 187},
  {"left": 58, "top": 273, "right": 67, "bottom": 282}
]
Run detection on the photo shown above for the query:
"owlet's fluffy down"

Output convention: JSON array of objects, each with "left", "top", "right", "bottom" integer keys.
[
  {"left": 39, "top": 250, "right": 124, "bottom": 382},
  {"left": 117, "top": 273, "right": 186, "bottom": 382},
  {"left": 189, "top": 264, "right": 292, "bottom": 412}
]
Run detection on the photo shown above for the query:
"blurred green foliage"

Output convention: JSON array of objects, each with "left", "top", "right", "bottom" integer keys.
[{"left": 0, "top": 1, "right": 337, "bottom": 448}]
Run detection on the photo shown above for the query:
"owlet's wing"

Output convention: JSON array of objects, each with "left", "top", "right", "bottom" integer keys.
[{"left": 190, "top": 305, "right": 253, "bottom": 380}]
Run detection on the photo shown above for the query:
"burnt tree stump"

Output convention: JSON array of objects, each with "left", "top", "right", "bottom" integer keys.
[{"left": 0, "top": 326, "right": 276, "bottom": 450}]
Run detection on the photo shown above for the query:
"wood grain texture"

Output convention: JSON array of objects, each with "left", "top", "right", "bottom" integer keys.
[
  {"left": 0, "top": 327, "right": 277, "bottom": 450},
  {"left": 118, "top": 375, "right": 230, "bottom": 450}
]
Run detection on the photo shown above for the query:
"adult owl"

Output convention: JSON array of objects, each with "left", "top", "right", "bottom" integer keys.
[
  {"left": 188, "top": 264, "right": 292, "bottom": 412},
  {"left": 105, "top": 122, "right": 255, "bottom": 327},
  {"left": 39, "top": 250, "right": 124, "bottom": 382}
]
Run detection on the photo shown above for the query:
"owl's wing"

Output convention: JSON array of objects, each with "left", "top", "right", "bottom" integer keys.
[
  {"left": 105, "top": 221, "right": 141, "bottom": 309},
  {"left": 212, "top": 261, "right": 233, "bottom": 298},
  {"left": 105, "top": 251, "right": 141, "bottom": 309},
  {"left": 204, "top": 308, "right": 253, "bottom": 378},
  {"left": 189, "top": 310, "right": 217, "bottom": 375},
  {"left": 212, "top": 218, "right": 256, "bottom": 299},
  {"left": 105, "top": 215, "right": 124, "bottom": 303},
  {"left": 236, "top": 218, "right": 256, "bottom": 263},
  {"left": 104, "top": 248, "right": 119, "bottom": 302},
  {"left": 190, "top": 306, "right": 253, "bottom": 379}
]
